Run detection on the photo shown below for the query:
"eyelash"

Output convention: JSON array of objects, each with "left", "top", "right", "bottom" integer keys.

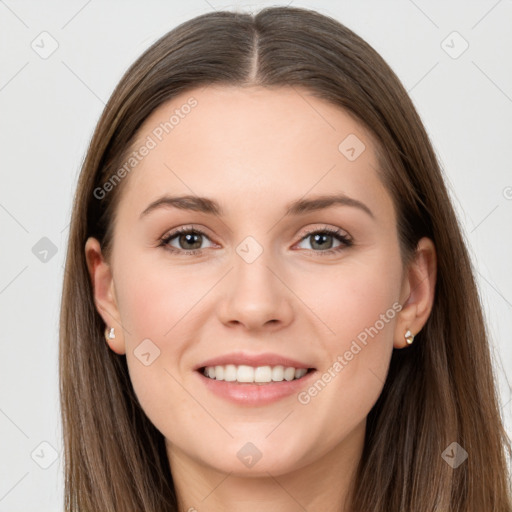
[{"left": 159, "top": 225, "right": 353, "bottom": 257}]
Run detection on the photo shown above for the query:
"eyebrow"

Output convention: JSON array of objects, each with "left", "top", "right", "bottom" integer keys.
[{"left": 139, "top": 193, "right": 374, "bottom": 219}]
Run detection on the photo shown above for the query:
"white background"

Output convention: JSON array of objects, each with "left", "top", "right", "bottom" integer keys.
[{"left": 0, "top": 1, "right": 511, "bottom": 510}]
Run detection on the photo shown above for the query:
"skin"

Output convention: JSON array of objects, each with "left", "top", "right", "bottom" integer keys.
[{"left": 85, "top": 85, "right": 436, "bottom": 512}]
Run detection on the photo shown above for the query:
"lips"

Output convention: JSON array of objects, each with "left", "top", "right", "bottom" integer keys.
[
  {"left": 194, "top": 351, "right": 315, "bottom": 371},
  {"left": 195, "top": 364, "right": 318, "bottom": 406}
]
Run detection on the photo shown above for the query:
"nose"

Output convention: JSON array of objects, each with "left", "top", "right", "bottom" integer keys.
[{"left": 216, "top": 250, "right": 294, "bottom": 332}]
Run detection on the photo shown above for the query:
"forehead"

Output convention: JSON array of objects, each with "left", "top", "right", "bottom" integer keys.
[{"left": 118, "top": 84, "right": 392, "bottom": 222}]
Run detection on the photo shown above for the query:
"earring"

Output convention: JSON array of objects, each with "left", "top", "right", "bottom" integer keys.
[
  {"left": 405, "top": 329, "right": 415, "bottom": 345},
  {"left": 105, "top": 327, "right": 116, "bottom": 340}
]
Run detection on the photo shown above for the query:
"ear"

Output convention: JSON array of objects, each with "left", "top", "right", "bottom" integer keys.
[
  {"left": 84, "top": 237, "right": 126, "bottom": 355},
  {"left": 394, "top": 237, "right": 437, "bottom": 349}
]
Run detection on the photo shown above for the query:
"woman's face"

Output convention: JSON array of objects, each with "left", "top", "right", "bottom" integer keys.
[{"left": 88, "top": 85, "right": 421, "bottom": 478}]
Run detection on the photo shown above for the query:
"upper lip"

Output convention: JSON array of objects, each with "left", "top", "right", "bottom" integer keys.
[{"left": 194, "top": 352, "right": 315, "bottom": 370}]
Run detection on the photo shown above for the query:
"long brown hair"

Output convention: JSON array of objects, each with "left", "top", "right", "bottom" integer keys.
[{"left": 59, "top": 6, "right": 512, "bottom": 511}]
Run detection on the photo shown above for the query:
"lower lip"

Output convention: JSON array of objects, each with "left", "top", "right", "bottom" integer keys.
[{"left": 195, "top": 369, "right": 317, "bottom": 406}]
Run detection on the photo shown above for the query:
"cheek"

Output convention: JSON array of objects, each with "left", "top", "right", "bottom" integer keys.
[
  {"left": 110, "top": 255, "right": 194, "bottom": 399},
  {"left": 114, "top": 274, "right": 199, "bottom": 441},
  {"left": 295, "top": 254, "right": 402, "bottom": 429},
  {"left": 113, "top": 254, "right": 196, "bottom": 338},
  {"left": 305, "top": 254, "right": 402, "bottom": 345}
]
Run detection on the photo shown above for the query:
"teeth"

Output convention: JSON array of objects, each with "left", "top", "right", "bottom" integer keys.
[{"left": 202, "top": 364, "right": 309, "bottom": 383}]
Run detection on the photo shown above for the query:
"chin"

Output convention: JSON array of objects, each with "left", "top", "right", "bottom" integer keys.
[{"left": 195, "top": 438, "right": 310, "bottom": 477}]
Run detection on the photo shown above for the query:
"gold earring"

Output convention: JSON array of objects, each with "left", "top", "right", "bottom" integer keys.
[
  {"left": 105, "top": 327, "right": 115, "bottom": 341},
  {"left": 405, "top": 329, "right": 414, "bottom": 345}
]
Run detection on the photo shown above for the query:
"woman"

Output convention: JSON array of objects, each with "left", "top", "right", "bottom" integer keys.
[{"left": 59, "top": 6, "right": 512, "bottom": 511}]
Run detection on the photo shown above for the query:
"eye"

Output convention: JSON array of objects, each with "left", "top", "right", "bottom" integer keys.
[
  {"left": 159, "top": 225, "right": 353, "bottom": 257},
  {"left": 295, "top": 227, "right": 352, "bottom": 255},
  {"left": 159, "top": 226, "right": 215, "bottom": 255}
]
